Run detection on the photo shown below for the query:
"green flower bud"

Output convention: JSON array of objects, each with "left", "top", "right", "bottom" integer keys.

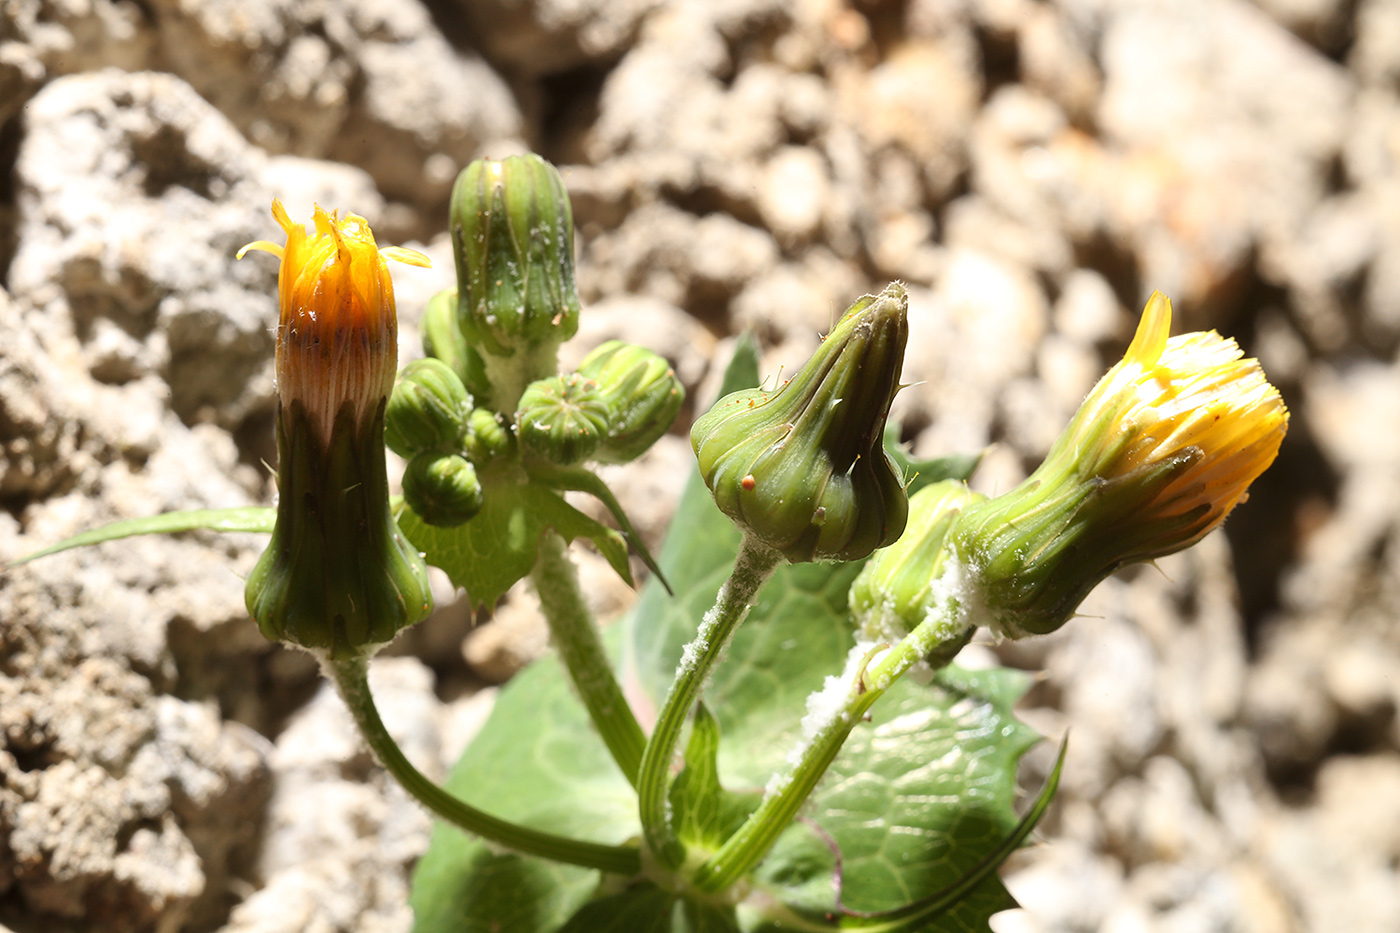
[
  {"left": 384, "top": 358, "right": 471, "bottom": 458},
  {"left": 462, "top": 407, "right": 515, "bottom": 465},
  {"left": 451, "top": 154, "right": 580, "bottom": 361},
  {"left": 691, "top": 283, "right": 911, "bottom": 564},
  {"left": 402, "top": 453, "right": 484, "bottom": 527},
  {"left": 515, "top": 373, "right": 609, "bottom": 466},
  {"left": 849, "top": 480, "right": 985, "bottom": 665},
  {"left": 421, "top": 289, "right": 467, "bottom": 377},
  {"left": 421, "top": 287, "right": 490, "bottom": 401},
  {"left": 577, "top": 340, "right": 685, "bottom": 464}
]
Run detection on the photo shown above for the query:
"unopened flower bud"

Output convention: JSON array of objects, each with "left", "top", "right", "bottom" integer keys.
[
  {"left": 385, "top": 358, "right": 471, "bottom": 458},
  {"left": 451, "top": 154, "right": 580, "bottom": 365},
  {"left": 849, "top": 481, "right": 984, "bottom": 666},
  {"left": 691, "top": 283, "right": 911, "bottom": 563},
  {"left": 237, "top": 200, "right": 433, "bottom": 657},
  {"left": 422, "top": 287, "right": 488, "bottom": 397},
  {"left": 577, "top": 340, "right": 685, "bottom": 464},
  {"left": 402, "top": 453, "right": 484, "bottom": 527},
  {"left": 462, "top": 407, "right": 515, "bottom": 465},
  {"left": 950, "top": 292, "right": 1289, "bottom": 639},
  {"left": 515, "top": 373, "right": 609, "bottom": 466}
]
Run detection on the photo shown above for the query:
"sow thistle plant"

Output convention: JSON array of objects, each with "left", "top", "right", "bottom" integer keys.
[{"left": 15, "top": 153, "right": 1288, "bottom": 932}]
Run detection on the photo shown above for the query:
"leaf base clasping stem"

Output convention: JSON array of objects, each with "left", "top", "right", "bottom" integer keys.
[{"left": 326, "top": 653, "right": 641, "bottom": 876}]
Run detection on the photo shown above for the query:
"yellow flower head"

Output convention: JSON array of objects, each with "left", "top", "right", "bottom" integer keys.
[
  {"left": 239, "top": 200, "right": 430, "bottom": 441},
  {"left": 1057, "top": 290, "right": 1288, "bottom": 534},
  {"left": 949, "top": 291, "right": 1289, "bottom": 639}
]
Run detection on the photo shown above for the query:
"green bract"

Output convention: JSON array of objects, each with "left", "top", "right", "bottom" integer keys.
[
  {"left": 516, "top": 373, "right": 610, "bottom": 466},
  {"left": 246, "top": 401, "right": 433, "bottom": 657},
  {"left": 403, "top": 453, "right": 484, "bottom": 527},
  {"left": 385, "top": 358, "right": 472, "bottom": 458},
  {"left": 691, "top": 283, "right": 911, "bottom": 563},
  {"left": 451, "top": 154, "right": 581, "bottom": 362},
  {"left": 577, "top": 340, "right": 685, "bottom": 464}
]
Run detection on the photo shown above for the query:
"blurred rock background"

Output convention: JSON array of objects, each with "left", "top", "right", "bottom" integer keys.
[{"left": 0, "top": 0, "right": 1395, "bottom": 930}]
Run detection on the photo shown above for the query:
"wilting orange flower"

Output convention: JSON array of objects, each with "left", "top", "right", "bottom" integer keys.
[
  {"left": 950, "top": 291, "right": 1289, "bottom": 638},
  {"left": 239, "top": 200, "right": 430, "bottom": 442},
  {"left": 238, "top": 201, "right": 434, "bottom": 656}
]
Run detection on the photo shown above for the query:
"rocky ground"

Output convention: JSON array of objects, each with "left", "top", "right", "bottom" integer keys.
[{"left": 1, "top": 0, "right": 1398, "bottom": 930}]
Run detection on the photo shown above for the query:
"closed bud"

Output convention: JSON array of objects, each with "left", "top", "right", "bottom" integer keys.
[
  {"left": 421, "top": 287, "right": 488, "bottom": 399},
  {"left": 515, "top": 373, "right": 609, "bottom": 466},
  {"left": 462, "top": 407, "right": 515, "bottom": 465},
  {"left": 403, "top": 453, "right": 484, "bottom": 527},
  {"left": 385, "top": 358, "right": 472, "bottom": 458},
  {"left": 451, "top": 154, "right": 580, "bottom": 362},
  {"left": 849, "top": 481, "right": 984, "bottom": 665},
  {"left": 949, "top": 292, "right": 1289, "bottom": 639},
  {"left": 577, "top": 340, "right": 685, "bottom": 464},
  {"left": 691, "top": 283, "right": 910, "bottom": 563},
  {"left": 237, "top": 201, "right": 433, "bottom": 657}
]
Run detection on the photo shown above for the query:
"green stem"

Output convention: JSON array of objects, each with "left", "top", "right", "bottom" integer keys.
[
  {"left": 532, "top": 530, "right": 647, "bottom": 787},
  {"left": 325, "top": 654, "right": 641, "bottom": 876},
  {"left": 636, "top": 536, "right": 783, "bottom": 870},
  {"left": 691, "top": 608, "right": 971, "bottom": 893}
]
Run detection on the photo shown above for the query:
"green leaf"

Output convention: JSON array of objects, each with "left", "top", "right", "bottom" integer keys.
[
  {"left": 524, "top": 459, "right": 673, "bottom": 594},
  {"left": 6, "top": 507, "right": 275, "bottom": 567},
  {"left": 751, "top": 669, "right": 1046, "bottom": 930},
  {"left": 399, "top": 471, "right": 633, "bottom": 609},
  {"left": 410, "top": 652, "right": 639, "bottom": 933},
  {"left": 557, "top": 884, "right": 741, "bottom": 933}
]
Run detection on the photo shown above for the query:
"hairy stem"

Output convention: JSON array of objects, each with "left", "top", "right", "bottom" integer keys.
[
  {"left": 636, "top": 536, "right": 782, "bottom": 871},
  {"left": 691, "top": 608, "right": 971, "bottom": 892},
  {"left": 532, "top": 530, "right": 647, "bottom": 786}
]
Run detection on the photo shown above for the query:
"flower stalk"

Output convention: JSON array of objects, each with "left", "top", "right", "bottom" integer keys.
[
  {"left": 325, "top": 654, "right": 641, "bottom": 875},
  {"left": 636, "top": 536, "right": 783, "bottom": 871}
]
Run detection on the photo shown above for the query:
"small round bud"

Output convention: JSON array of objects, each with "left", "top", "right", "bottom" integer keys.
[
  {"left": 451, "top": 154, "right": 580, "bottom": 360},
  {"left": 461, "top": 407, "right": 515, "bottom": 465},
  {"left": 402, "top": 453, "right": 484, "bottom": 527},
  {"left": 577, "top": 340, "right": 685, "bottom": 464},
  {"left": 421, "top": 289, "right": 467, "bottom": 377},
  {"left": 516, "top": 373, "right": 610, "bottom": 466},
  {"left": 692, "top": 284, "right": 911, "bottom": 564},
  {"left": 384, "top": 358, "right": 471, "bottom": 458}
]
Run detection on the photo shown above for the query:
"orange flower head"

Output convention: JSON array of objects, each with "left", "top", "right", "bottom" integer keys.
[
  {"left": 239, "top": 200, "right": 430, "bottom": 442},
  {"left": 238, "top": 201, "right": 434, "bottom": 657}
]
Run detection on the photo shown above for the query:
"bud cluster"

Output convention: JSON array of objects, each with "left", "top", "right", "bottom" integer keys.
[{"left": 381, "top": 155, "right": 686, "bottom": 531}]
